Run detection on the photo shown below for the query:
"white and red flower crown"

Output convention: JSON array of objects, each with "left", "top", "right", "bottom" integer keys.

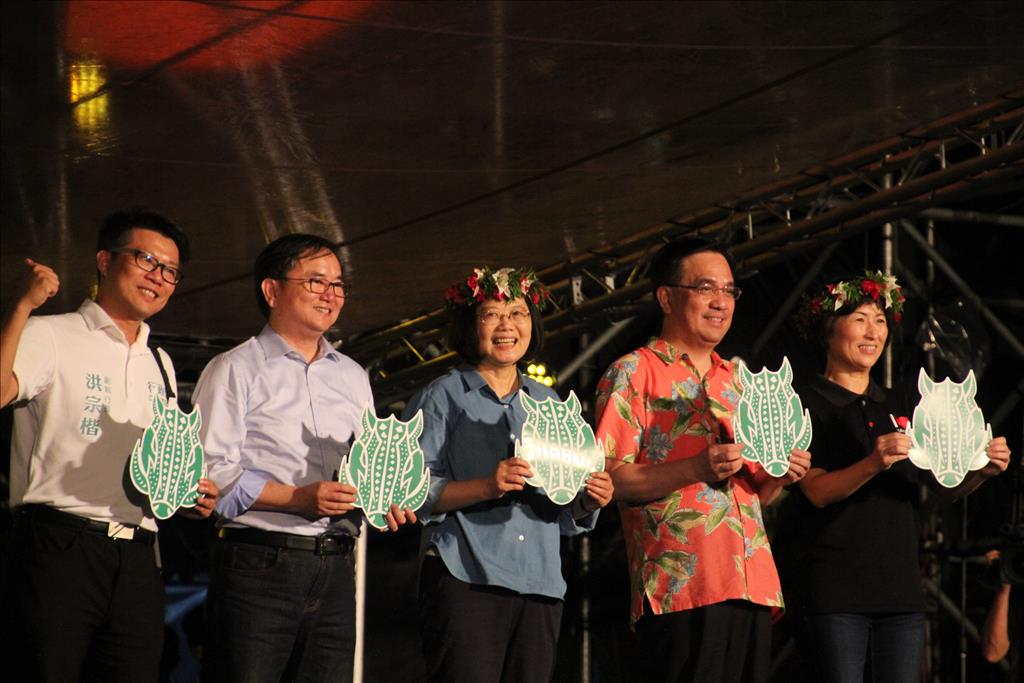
[
  {"left": 444, "top": 266, "right": 552, "bottom": 311},
  {"left": 798, "top": 270, "right": 906, "bottom": 336}
]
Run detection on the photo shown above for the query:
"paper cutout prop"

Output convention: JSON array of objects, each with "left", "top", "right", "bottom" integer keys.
[
  {"left": 731, "top": 357, "right": 812, "bottom": 477},
  {"left": 906, "top": 369, "right": 992, "bottom": 488},
  {"left": 129, "top": 395, "right": 204, "bottom": 519},
  {"left": 339, "top": 407, "right": 430, "bottom": 530},
  {"left": 516, "top": 391, "right": 606, "bottom": 505}
]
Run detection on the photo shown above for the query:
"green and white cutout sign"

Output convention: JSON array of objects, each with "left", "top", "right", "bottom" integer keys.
[
  {"left": 731, "top": 357, "right": 812, "bottom": 477},
  {"left": 129, "top": 395, "right": 204, "bottom": 519},
  {"left": 906, "top": 369, "right": 991, "bottom": 488},
  {"left": 339, "top": 407, "right": 430, "bottom": 530},
  {"left": 516, "top": 391, "right": 605, "bottom": 505}
]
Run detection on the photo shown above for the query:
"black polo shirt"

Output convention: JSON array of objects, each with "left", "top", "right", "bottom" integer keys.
[{"left": 788, "top": 375, "right": 927, "bottom": 614}]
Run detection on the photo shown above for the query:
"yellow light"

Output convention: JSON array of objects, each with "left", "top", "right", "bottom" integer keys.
[
  {"left": 70, "top": 61, "right": 109, "bottom": 134},
  {"left": 527, "top": 364, "right": 537, "bottom": 374},
  {"left": 543, "top": 376, "right": 554, "bottom": 387},
  {"left": 535, "top": 364, "right": 546, "bottom": 376}
]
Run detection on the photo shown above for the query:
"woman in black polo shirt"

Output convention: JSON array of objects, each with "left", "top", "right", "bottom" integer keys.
[{"left": 786, "top": 271, "right": 1011, "bottom": 683}]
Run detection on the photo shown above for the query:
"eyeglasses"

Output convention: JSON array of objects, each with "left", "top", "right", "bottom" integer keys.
[
  {"left": 109, "top": 248, "right": 184, "bottom": 285},
  {"left": 664, "top": 283, "right": 742, "bottom": 300},
  {"left": 477, "top": 309, "right": 532, "bottom": 325},
  {"left": 280, "top": 277, "right": 347, "bottom": 298}
]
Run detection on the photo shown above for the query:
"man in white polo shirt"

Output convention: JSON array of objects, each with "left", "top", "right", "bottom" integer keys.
[{"left": 1, "top": 208, "right": 217, "bottom": 683}]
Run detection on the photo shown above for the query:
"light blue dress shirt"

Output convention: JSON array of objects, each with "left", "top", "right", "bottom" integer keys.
[
  {"left": 404, "top": 366, "right": 598, "bottom": 599},
  {"left": 193, "top": 325, "right": 372, "bottom": 536}
]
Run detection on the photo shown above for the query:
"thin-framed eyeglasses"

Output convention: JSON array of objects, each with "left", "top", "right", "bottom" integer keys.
[
  {"left": 477, "top": 309, "right": 532, "bottom": 325},
  {"left": 280, "top": 277, "right": 347, "bottom": 298},
  {"left": 108, "top": 248, "right": 184, "bottom": 285},
  {"left": 663, "top": 283, "right": 742, "bottom": 300}
]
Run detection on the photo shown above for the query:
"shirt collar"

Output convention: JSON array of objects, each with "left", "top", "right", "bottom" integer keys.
[
  {"left": 257, "top": 324, "right": 340, "bottom": 362},
  {"left": 646, "top": 337, "right": 726, "bottom": 371},
  {"left": 78, "top": 298, "right": 151, "bottom": 347},
  {"left": 812, "top": 373, "right": 886, "bottom": 407}
]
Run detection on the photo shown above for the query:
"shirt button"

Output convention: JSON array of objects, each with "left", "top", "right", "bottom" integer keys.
[{"left": 518, "top": 534, "right": 525, "bottom": 542}]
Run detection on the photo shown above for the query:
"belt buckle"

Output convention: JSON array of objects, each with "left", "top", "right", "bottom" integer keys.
[
  {"left": 107, "top": 522, "right": 136, "bottom": 541},
  {"left": 315, "top": 534, "right": 343, "bottom": 556},
  {"left": 314, "top": 534, "right": 334, "bottom": 555}
]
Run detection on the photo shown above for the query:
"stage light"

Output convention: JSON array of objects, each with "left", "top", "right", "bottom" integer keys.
[
  {"left": 69, "top": 60, "right": 109, "bottom": 132},
  {"left": 527, "top": 363, "right": 556, "bottom": 388}
]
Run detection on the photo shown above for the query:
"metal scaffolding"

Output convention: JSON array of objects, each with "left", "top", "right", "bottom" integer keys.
[{"left": 345, "top": 90, "right": 1023, "bottom": 408}]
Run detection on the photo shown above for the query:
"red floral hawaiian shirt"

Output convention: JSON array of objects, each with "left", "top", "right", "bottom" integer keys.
[{"left": 595, "top": 338, "right": 784, "bottom": 625}]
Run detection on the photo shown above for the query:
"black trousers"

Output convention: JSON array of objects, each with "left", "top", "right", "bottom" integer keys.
[
  {"left": 204, "top": 534, "right": 356, "bottom": 683},
  {"left": 418, "top": 556, "right": 563, "bottom": 683},
  {"left": 6, "top": 508, "right": 165, "bottom": 683},
  {"left": 635, "top": 599, "right": 772, "bottom": 683}
]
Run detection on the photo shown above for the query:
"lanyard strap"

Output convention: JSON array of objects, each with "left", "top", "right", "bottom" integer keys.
[{"left": 148, "top": 345, "right": 176, "bottom": 400}]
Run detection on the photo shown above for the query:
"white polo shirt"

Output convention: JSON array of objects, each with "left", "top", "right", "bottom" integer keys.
[{"left": 10, "top": 298, "right": 176, "bottom": 531}]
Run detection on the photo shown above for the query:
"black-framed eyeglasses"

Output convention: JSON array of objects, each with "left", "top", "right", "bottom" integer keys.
[
  {"left": 663, "top": 283, "right": 742, "bottom": 300},
  {"left": 280, "top": 277, "right": 347, "bottom": 298},
  {"left": 109, "top": 248, "right": 184, "bottom": 285}
]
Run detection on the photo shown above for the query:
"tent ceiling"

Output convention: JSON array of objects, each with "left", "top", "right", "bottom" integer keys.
[{"left": 2, "top": 1, "right": 1022, "bottom": 365}]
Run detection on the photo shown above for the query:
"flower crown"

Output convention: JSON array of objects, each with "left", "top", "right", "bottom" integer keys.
[
  {"left": 798, "top": 270, "right": 906, "bottom": 337},
  {"left": 444, "top": 266, "right": 553, "bottom": 311}
]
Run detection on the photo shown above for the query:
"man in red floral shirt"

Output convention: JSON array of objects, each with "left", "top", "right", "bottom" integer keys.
[{"left": 595, "top": 238, "right": 811, "bottom": 683}]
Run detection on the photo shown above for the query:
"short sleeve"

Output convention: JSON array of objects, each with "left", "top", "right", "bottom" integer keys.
[
  {"left": 12, "top": 317, "right": 57, "bottom": 402},
  {"left": 594, "top": 353, "right": 646, "bottom": 465}
]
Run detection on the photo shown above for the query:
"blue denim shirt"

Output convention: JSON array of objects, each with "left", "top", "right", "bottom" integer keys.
[{"left": 404, "top": 366, "right": 598, "bottom": 599}]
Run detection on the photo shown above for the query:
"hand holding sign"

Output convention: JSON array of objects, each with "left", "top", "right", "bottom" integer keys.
[
  {"left": 338, "top": 407, "right": 430, "bottom": 530},
  {"left": 516, "top": 391, "right": 605, "bottom": 505},
  {"left": 731, "top": 357, "right": 812, "bottom": 478},
  {"left": 906, "top": 369, "right": 992, "bottom": 488}
]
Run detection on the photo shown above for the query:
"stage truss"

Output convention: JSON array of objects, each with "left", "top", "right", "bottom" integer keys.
[{"left": 343, "top": 89, "right": 1023, "bottom": 409}]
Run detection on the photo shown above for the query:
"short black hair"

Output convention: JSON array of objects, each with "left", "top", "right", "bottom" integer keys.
[
  {"left": 447, "top": 298, "right": 545, "bottom": 366},
  {"left": 253, "top": 233, "right": 340, "bottom": 319},
  {"left": 96, "top": 208, "right": 190, "bottom": 281},
  {"left": 648, "top": 236, "right": 736, "bottom": 296}
]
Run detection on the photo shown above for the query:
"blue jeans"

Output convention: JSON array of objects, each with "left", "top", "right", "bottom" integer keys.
[
  {"left": 205, "top": 538, "right": 356, "bottom": 683},
  {"left": 799, "top": 612, "right": 926, "bottom": 683}
]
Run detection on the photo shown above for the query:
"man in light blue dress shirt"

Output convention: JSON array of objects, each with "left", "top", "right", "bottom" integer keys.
[{"left": 193, "top": 234, "right": 414, "bottom": 682}]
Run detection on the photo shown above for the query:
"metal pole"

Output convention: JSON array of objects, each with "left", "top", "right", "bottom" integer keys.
[
  {"left": 924, "top": 218, "right": 938, "bottom": 682},
  {"left": 920, "top": 207, "right": 1024, "bottom": 228},
  {"left": 751, "top": 243, "right": 838, "bottom": 356},
  {"left": 882, "top": 174, "right": 895, "bottom": 389},
  {"left": 900, "top": 221, "right": 1024, "bottom": 359},
  {"left": 353, "top": 521, "right": 368, "bottom": 682},
  {"left": 556, "top": 319, "right": 633, "bottom": 389},
  {"left": 990, "top": 377, "right": 1024, "bottom": 430}
]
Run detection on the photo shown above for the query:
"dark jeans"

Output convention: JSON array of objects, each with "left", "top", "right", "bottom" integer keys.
[
  {"left": 205, "top": 536, "right": 356, "bottom": 683},
  {"left": 634, "top": 599, "right": 772, "bottom": 683},
  {"left": 6, "top": 509, "right": 165, "bottom": 683},
  {"left": 418, "top": 555, "right": 564, "bottom": 683},
  {"left": 799, "top": 612, "right": 926, "bottom": 683}
]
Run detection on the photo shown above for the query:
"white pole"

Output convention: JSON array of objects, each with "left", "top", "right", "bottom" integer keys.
[{"left": 353, "top": 521, "right": 368, "bottom": 683}]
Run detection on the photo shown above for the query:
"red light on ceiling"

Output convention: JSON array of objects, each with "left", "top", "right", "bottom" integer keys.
[{"left": 65, "top": 0, "right": 372, "bottom": 71}]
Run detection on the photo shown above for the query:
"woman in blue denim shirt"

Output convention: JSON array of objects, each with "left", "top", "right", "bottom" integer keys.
[{"left": 404, "top": 267, "right": 613, "bottom": 683}]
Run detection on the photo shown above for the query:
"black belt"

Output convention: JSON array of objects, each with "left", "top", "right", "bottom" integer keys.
[
  {"left": 18, "top": 504, "right": 157, "bottom": 546},
  {"left": 217, "top": 527, "right": 354, "bottom": 556}
]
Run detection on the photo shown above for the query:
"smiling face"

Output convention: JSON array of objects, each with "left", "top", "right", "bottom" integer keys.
[
  {"left": 475, "top": 297, "right": 533, "bottom": 371},
  {"left": 96, "top": 228, "right": 180, "bottom": 323},
  {"left": 263, "top": 248, "right": 345, "bottom": 342},
  {"left": 657, "top": 250, "right": 736, "bottom": 353},
  {"left": 827, "top": 301, "right": 888, "bottom": 373}
]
